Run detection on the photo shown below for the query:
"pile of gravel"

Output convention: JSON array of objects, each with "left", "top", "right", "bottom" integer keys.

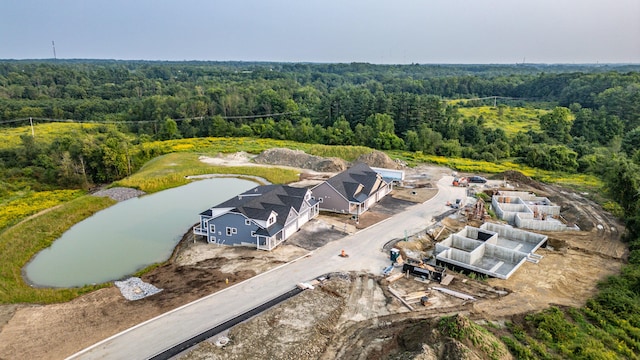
[
  {"left": 114, "top": 277, "right": 162, "bottom": 301},
  {"left": 92, "top": 187, "right": 146, "bottom": 202}
]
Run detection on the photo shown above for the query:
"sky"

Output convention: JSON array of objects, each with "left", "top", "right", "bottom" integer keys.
[{"left": 1, "top": 0, "right": 639, "bottom": 64}]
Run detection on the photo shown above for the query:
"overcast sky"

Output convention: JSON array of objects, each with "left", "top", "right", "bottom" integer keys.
[{"left": 1, "top": 0, "right": 638, "bottom": 64}]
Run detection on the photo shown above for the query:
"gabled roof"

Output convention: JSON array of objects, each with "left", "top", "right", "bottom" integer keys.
[
  {"left": 204, "top": 184, "right": 312, "bottom": 229},
  {"left": 324, "top": 162, "right": 387, "bottom": 203}
]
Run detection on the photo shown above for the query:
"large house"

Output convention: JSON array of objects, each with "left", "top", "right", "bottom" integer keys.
[
  {"left": 312, "top": 162, "right": 393, "bottom": 217},
  {"left": 193, "top": 184, "right": 320, "bottom": 251}
]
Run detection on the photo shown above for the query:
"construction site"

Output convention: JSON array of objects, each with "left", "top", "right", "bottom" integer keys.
[{"left": 0, "top": 151, "right": 630, "bottom": 360}]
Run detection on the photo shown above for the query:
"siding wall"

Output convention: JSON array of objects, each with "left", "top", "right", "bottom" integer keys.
[
  {"left": 313, "top": 182, "right": 350, "bottom": 213},
  {"left": 208, "top": 213, "right": 257, "bottom": 246}
]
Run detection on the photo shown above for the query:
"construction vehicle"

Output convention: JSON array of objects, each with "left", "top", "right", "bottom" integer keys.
[{"left": 452, "top": 177, "right": 469, "bottom": 187}]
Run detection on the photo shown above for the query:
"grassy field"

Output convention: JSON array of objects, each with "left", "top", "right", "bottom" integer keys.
[
  {"left": 0, "top": 122, "right": 104, "bottom": 150},
  {"left": 0, "top": 189, "right": 84, "bottom": 231},
  {"left": 0, "top": 195, "right": 114, "bottom": 304},
  {"left": 457, "top": 106, "right": 546, "bottom": 136}
]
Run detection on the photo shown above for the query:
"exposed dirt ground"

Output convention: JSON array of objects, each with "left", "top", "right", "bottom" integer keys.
[{"left": 0, "top": 153, "right": 629, "bottom": 360}]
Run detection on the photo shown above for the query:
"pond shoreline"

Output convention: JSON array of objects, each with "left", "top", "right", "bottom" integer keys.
[{"left": 24, "top": 177, "right": 260, "bottom": 288}]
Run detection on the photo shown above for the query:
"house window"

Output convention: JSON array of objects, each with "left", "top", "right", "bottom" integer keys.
[
  {"left": 209, "top": 224, "right": 215, "bottom": 232},
  {"left": 245, "top": 219, "right": 251, "bottom": 226},
  {"left": 268, "top": 216, "right": 275, "bottom": 225},
  {"left": 226, "top": 227, "right": 237, "bottom": 236}
]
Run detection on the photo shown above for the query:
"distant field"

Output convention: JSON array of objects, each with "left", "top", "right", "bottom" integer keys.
[
  {"left": 0, "top": 122, "right": 103, "bottom": 150},
  {"left": 457, "top": 106, "right": 546, "bottom": 135}
]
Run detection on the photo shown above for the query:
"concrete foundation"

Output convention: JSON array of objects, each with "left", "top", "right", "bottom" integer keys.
[
  {"left": 492, "top": 191, "right": 574, "bottom": 231},
  {"left": 435, "top": 223, "right": 547, "bottom": 279}
]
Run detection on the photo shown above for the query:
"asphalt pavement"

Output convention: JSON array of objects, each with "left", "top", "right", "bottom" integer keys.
[{"left": 67, "top": 176, "right": 463, "bottom": 360}]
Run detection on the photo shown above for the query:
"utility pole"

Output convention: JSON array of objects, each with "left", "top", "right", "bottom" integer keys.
[{"left": 30, "top": 117, "right": 35, "bottom": 137}]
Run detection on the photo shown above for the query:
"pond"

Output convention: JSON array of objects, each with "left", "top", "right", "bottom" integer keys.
[{"left": 24, "top": 178, "right": 258, "bottom": 288}]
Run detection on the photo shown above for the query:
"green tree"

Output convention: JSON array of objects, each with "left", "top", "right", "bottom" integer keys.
[
  {"left": 540, "top": 107, "right": 572, "bottom": 143},
  {"left": 356, "top": 113, "right": 405, "bottom": 150},
  {"left": 158, "top": 118, "right": 181, "bottom": 140},
  {"left": 525, "top": 144, "right": 578, "bottom": 171},
  {"left": 325, "top": 117, "right": 354, "bottom": 145},
  {"left": 436, "top": 139, "right": 462, "bottom": 157},
  {"left": 622, "top": 127, "right": 640, "bottom": 157}
]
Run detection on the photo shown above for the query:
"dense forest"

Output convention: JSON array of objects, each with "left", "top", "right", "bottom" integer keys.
[
  {"left": 1, "top": 60, "right": 640, "bottom": 358},
  {"left": 1, "top": 61, "right": 639, "bottom": 183}
]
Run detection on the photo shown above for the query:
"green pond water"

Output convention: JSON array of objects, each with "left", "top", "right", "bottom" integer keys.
[{"left": 24, "top": 178, "right": 258, "bottom": 287}]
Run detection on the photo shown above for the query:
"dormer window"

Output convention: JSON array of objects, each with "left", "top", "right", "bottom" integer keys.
[{"left": 268, "top": 214, "right": 276, "bottom": 225}]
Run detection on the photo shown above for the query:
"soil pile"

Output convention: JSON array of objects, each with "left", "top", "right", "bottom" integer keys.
[
  {"left": 498, "top": 170, "right": 544, "bottom": 190},
  {"left": 253, "top": 148, "right": 347, "bottom": 172},
  {"left": 356, "top": 150, "right": 400, "bottom": 169}
]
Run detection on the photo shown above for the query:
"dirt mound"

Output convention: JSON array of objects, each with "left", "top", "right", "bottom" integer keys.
[
  {"left": 253, "top": 148, "right": 347, "bottom": 172},
  {"left": 356, "top": 150, "right": 400, "bottom": 169},
  {"left": 498, "top": 170, "right": 544, "bottom": 190}
]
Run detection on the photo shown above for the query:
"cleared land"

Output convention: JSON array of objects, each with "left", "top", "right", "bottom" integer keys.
[{"left": 0, "top": 153, "right": 627, "bottom": 360}]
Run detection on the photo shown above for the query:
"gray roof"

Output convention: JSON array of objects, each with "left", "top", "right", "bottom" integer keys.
[
  {"left": 204, "top": 184, "right": 312, "bottom": 233},
  {"left": 325, "top": 162, "right": 386, "bottom": 203}
]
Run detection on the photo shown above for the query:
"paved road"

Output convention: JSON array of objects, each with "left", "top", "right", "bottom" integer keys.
[{"left": 68, "top": 176, "right": 463, "bottom": 360}]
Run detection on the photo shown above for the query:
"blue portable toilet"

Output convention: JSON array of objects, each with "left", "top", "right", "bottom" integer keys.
[{"left": 390, "top": 248, "right": 400, "bottom": 262}]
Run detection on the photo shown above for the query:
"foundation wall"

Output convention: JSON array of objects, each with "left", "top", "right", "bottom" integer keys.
[
  {"left": 446, "top": 248, "right": 472, "bottom": 264},
  {"left": 484, "top": 243, "right": 527, "bottom": 263},
  {"left": 451, "top": 235, "right": 483, "bottom": 251},
  {"left": 530, "top": 205, "right": 561, "bottom": 216},
  {"left": 515, "top": 213, "right": 567, "bottom": 231},
  {"left": 499, "top": 191, "right": 535, "bottom": 199},
  {"left": 481, "top": 223, "right": 547, "bottom": 245},
  {"left": 469, "top": 245, "right": 486, "bottom": 265},
  {"left": 435, "top": 240, "right": 451, "bottom": 254}
]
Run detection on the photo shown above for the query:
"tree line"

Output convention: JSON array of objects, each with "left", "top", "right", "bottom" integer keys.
[{"left": 1, "top": 61, "right": 639, "bottom": 178}]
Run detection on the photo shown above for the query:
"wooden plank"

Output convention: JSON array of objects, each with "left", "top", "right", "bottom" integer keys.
[
  {"left": 440, "top": 274, "right": 455, "bottom": 286},
  {"left": 388, "top": 287, "right": 414, "bottom": 311},
  {"left": 386, "top": 272, "right": 404, "bottom": 283},
  {"left": 404, "top": 291, "right": 430, "bottom": 301}
]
